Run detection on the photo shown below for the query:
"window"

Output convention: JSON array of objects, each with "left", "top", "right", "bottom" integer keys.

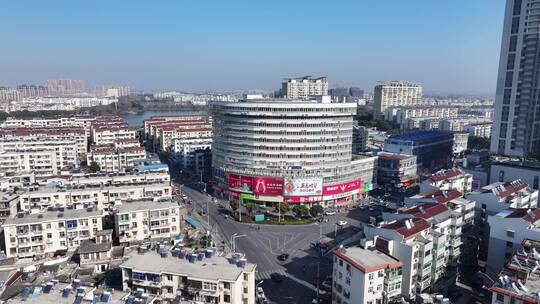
[
  {"left": 368, "top": 273, "right": 374, "bottom": 280},
  {"left": 534, "top": 176, "right": 539, "bottom": 190},
  {"left": 499, "top": 171, "right": 505, "bottom": 182},
  {"left": 92, "top": 218, "right": 98, "bottom": 224},
  {"left": 46, "top": 224, "right": 51, "bottom": 229},
  {"left": 496, "top": 293, "right": 504, "bottom": 302},
  {"left": 506, "top": 241, "right": 513, "bottom": 248},
  {"left": 509, "top": 36, "right": 517, "bottom": 52},
  {"left": 339, "top": 259, "right": 343, "bottom": 267},
  {"left": 506, "top": 230, "right": 515, "bottom": 238},
  {"left": 224, "top": 294, "right": 231, "bottom": 303},
  {"left": 511, "top": 17, "right": 520, "bottom": 34},
  {"left": 505, "top": 71, "right": 513, "bottom": 87},
  {"left": 481, "top": 204, "right": 487, "bottom": 210}
]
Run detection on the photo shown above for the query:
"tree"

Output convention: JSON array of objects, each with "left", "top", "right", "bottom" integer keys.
[
  {"left": 245, "top": 202, "right": 259, "bottom": 215},
  {"left": 467, "top": 136, "right": 490, "bottom": 150},
  {"left": 276, "top": 202, "right": 290, "bottom": 214},
  {"left": 293, "top": 205, "right": 309, "bottom": 217},
  {"left": 89, "top": 161, "right": 101, "bottom": 173},
  {"left": 310, "top": 205, "right": 324, "bottom": 217}
]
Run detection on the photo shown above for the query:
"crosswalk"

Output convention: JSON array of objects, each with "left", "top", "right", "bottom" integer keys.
[{"left": 256, "top": 269, "right": 288, "bottom": 280}]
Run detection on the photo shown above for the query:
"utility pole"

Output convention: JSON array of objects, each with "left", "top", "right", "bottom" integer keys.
[
  {"left": 278, "top": 201, "right": 281, "bottom": 223},
  {"left": 206, "top": 200, "right": 210, "bottom": 224},
  {"left": 316, "top": 262, "right": 320, "bottom": 300},
  {"left": 239, "top": 198, "right": 242, "bottom": 222}
]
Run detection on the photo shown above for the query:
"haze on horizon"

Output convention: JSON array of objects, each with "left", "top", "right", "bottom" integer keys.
[{"left": 0, "top": 0, "right": 504, "bottom": 95}]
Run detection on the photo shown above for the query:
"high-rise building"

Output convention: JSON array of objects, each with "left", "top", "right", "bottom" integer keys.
[
  {"left": 373, "top": 81, "right": 422, "bottom": 117},
  {"left": 210, "top": 95, "right": 377, "bottom": 207},
  {"left": 16, "top": 84, "right": 48, "bottom": 98},
  {"left": 281, "top": 76, "right": 328, "bottom": 98},
  {"left": 491, "top": 0, "right": 540, "bottom": 157},
  {"left": 45, "top": 79, "right": 85, "bottom": 95}
]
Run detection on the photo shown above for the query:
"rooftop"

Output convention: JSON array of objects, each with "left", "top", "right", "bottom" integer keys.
[
  {"left": 409, "top": 189, "right": 463, "bottom": 204},
  {"left": 377, "top": 151, "right": 415, "bottom": 161},
  {"left": 4, "top": 208, "right": 102, "bottom": 226},
  {"left": 495, "top": 208, "right": 540, "bottom": 224},
  {"left": 428, "top": 168, "right": 468, "bottom": 183},
  {"left": 121, "top": 251, "right": 256, "bottom": 282},
  {"left": 332, "top": 247, "right": 401, "bottom": 273},
  {"left": 381, "top": 217, "right": 431, "bottom": 239},
  {"left": 478, "top": 180, "right": 532, "bottom": 199},
  {"left": 401, "top": 203, "right": 450, "bottom": 220},
  {"left": 387, "top": 131, "right": 453, "bottom": 142},
  {"left": 116, "top": 200, "right": 179, "bottom": 213},
  {"left": 78, "top": 240, "right": 112, "bottom": 254}
]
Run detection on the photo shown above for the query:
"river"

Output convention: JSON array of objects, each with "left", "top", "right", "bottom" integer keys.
[{"left": 121, "top": 110, "right": 204, "bottom": 127}]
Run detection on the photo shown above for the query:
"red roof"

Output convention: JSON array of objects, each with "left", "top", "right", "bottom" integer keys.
[
  {"left": 428, "top": 168, "right": 464, "bottom": 182},
  {"left": 505, "top": 208, "right": 540, "bottom": 223},
  {"left": 415, "top": 189, "right": 463, "bottom": 204},
  {"left": 381, "top": 217, "right": 431, "bottom": 239},
  {"left": 402, "top": 203, "right": 449, "bottom": 220},
  {"left": 497, "top": 180, "right": 529, "bottom": 199}
]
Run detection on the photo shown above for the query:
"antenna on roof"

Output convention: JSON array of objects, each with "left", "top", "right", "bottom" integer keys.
[{"left": 405, "top": 220, "right": 412, "bottom": 230}]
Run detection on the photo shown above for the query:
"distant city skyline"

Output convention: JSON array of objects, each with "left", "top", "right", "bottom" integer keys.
[{"left": 0, "top": 0, "right": 504, "bottom": 94}]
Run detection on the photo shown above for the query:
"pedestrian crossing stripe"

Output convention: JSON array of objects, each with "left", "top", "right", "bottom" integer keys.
[{"left": 255, "top": 269, "right": 288, "bottom": 280}]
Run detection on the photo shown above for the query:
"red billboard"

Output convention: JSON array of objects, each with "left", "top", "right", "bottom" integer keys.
[
  {"left": 253, "top": 177, "right": 283, "bottom": 195},
  {"left": 284, "top": 196, "right": 322, "bottom": 203},
  {"left": 323, "top": 180, "right": 361, "bottom": 196},
  {"left": 227, "top": 174, "right": 253, "bottom": 193}
]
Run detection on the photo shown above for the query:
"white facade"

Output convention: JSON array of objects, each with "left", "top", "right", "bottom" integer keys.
[
  {"left": 87, "top": 145, "right": 146, "bottom": 173},
  {"left": 420, "top": 168, "right": 473, "bottom": 194},
  {"left": 466, "top": 180, "right": 538, "bottom": 224},
  {"left": 486, "top": 208, "right": 540, "bottom": 277},
  {"left": 489, "top": 160, "right": 540, "bottom": 203},
  {"left": 384, "top": 106, "right": 458, "bottom": 128},
  {"left": 19, "top": 182, "right": 172, "bottom": 212},
  {"left": 373, "top": 81, "right": 422, "bottom": 117},
  {"left": 114, "top": 200, "right": 183, "bottom": 244},
  {"left": 3, "top": 208, "right": 103, "bottom": 258},
  {"left": 281, "top": 76, "right": 328, "bottom": 98},
  {"left": 332, "top": 246, "right": 403, "bottom": 304},
  {"left": 120, "top": 251, "right": 256, "bottom": 304}
]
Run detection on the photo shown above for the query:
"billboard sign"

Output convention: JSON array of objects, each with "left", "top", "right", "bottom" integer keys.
[
  {"left": 227, "top": 174, "right": 253, "bottom": 193},
  {"left": 323, "top": 180, "right": 361, "bottom": 196},
  {"left": 283, "top": 177, "right": 323, "bottom": 196},
  {"left": 284, "top": 196, "right": 323, "bottom": 203},
  {"left": 253, "top": 177, "right": 283, "bottom": 195}
]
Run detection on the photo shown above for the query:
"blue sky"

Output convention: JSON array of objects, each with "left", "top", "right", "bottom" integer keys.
[{"left": 0, "top": 1, "right": 504, "bottom": 94}]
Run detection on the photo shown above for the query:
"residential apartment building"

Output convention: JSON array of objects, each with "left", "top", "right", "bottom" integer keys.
[
  {"left": 486, "top": 208, "right": 540, "bottom": 277},
  {"left": 63, "top": 170, "right": 171, "bottom": 188},
  {"left": 352, "top": 125, "right": 370, "bottom": 153},
  {"left": 332, "top": 246, "right": 403, "bottom": 304},
  {"left": 0, "top": 172, "right": 35, "bottom": 192},
  {"left": 0, "top": 149, "right": 61, "bottom": 177},
  {"left": 384, "top": 106, "right": 458, "bottom": 129},
  {"left": 382, "top": 203, "right": 464, "bottom": 265},
  {"left": 3, "top": 208, "right": 103, "bottom": 258},
  {"left": 405, "top": 190, "right": 476, "bottom": 229},
  {"left": 487, "top": 239, "right": 540, "bottom": 304},
  {"left": 420, "top": 168, "right": 473, "bottom": 194},
  {"left": 16, "top": 84, "right": 48, "bottom": 98},
  {"left": 376, "top": 152, "right": 418, "bottom": 191},
  {"left": 120, "top": 251, "right": 256, "bottom": 304},
  {"left": 171, "top": 137, "right": 212, "bottom": 177},
  {"left": 87, "top": 143, "right": 146, "bottom": 173},
  {"left": 19, "top": 181, "right": 172, "bottom": 212},
  {"left": 364, "top": 218, "right": 436, "bottom": 299},
  {"left": 384, "top": 131, "right": 454, "bottom": 174},
  {"left": 1, "top": 116, "right": 95, "bottom": 137},
  {"left": 114, "top": 200, "right": 183, "bottom": 244},
  {"left": 0, "top": 191, "right": 19, "bottom": 224},
  {"left": 281, "top": 76, "right": 328, "bottom": 99},
  {"left": 466, "top": 180, "right": 538, "bottom": 224},
  {"left": 489, "top": 160, "right": 540, "bottom": 203},
  {"left": 90, "top": 116, "right": 136, "bottom": 145},
  {"left": 373, "top": 81, "right": 422, "bottom": 117},
  {"left": 44, "top": 79, "right": 85, "bottom": 95},
  {"left": 490, "top": 0, "right": 540, "bottom": 157},
  {"left": 463, "top": 123, "right": 492, "bottom": 138},
  {"left": 77, "top": 229, "right": 123, "bottom": 273},
  {"left": 0, "top": 127, "right": 88, "bottom": 154}
]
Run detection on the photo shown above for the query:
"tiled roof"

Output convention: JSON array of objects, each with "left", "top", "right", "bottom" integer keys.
[
  {"left": 402, "top": 203, "right": 449, "bottom": 220},
  {"left": 428, "top": 168, "right": 464, "bottom": 182},
  {"left": 504, "top": 208, "right": 540, "bottom": 223},
  {"left": 381, "top": 217, "right": 431, "bottom": 239}
]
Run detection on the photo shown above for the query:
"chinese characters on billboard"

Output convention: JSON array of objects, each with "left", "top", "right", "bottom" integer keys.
[
  {"left": 253, "top": 177, "right": 283, "bottom": 195},
  {"left": 227, "top": 174, "right": 253, "bottom": 192},
  {"left": 283, "top": 176, "right": 323, "bottom": 196},
  {"left": 322, "top": 180, "right": 361, "bottom": 196},
  {"left": 284, "top": 196, "right": 322, "bottom": 203}
]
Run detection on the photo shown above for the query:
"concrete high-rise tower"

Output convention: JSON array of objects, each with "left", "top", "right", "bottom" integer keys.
[{"left": 491, "top": 0, "right": 540, "bottom": 157}]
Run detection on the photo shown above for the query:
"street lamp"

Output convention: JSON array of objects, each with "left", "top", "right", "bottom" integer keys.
[{"left": 256, "top": 280, "right": 264, "bottom": 288}]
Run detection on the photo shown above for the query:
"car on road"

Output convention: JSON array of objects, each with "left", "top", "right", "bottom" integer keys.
[
  {"left": 270, "top": 273, "right": 285, "bottom": 283},
  {"left": 325, "top": 211, "right": 336, "bottom": 216},
  {"left": 337, "top": 220, "right": 348, "bottom": 226},
  {"left": 256, "top": 286, "right": 266, "bottom": 300},
  {"left": 277, "top": 253, "right": 289, "bottom": 261}
]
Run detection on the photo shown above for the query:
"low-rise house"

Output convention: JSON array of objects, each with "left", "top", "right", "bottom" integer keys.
[
  {"left": 332, "top": 246, "right": 403, "bottom": 304},
  {"left": 77, "top": 229, "right": 123, "bottom": 273},
  {"left": 114, "top": 200, "right": 183, "bottom": 244},
  {"left": 120, "top": 250, "right": 256, "bottom": 304},
  {"left": 420, "top": 168, "right": 473, "bottom": 194},
  {"left": 3, "top": 208, "right": 103, "bottom": 258}
]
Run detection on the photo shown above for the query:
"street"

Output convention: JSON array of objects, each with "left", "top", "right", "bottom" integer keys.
[{"left": 177, "top": 183, "right": 383, "bottom": 304}]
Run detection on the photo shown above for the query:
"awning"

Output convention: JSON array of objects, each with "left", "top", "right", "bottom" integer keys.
[{"left": 185, "top": 217, "right": 199, "bottom": 228}]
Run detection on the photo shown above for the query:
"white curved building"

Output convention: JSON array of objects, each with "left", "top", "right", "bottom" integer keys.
[{"left": 210, "top": 96, "right": 376, "bottom": 207}]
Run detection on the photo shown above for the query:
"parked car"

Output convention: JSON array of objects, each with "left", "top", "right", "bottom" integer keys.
[
  {"left": 337, "top": 220, "right": 348, "bottom": 226},
  {"left": 325, "top": 211, "right": 336, "bottom": 216},
  {"left": 321, "top": 278, "right": 332, "bottom": 291},
  {"left": 256, "top": 286, "right": 266, "bottom": 299}
]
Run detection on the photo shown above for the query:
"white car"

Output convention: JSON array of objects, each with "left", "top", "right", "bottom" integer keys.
[
  {"left": 325, "top": 211, "right": 336, "bottom": 216},
  {"left": 337, "top": 220, "right": 348, "bottom": 226},
  {"left": 256, "top": 287, "right": 265, "bottom": 299}
]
